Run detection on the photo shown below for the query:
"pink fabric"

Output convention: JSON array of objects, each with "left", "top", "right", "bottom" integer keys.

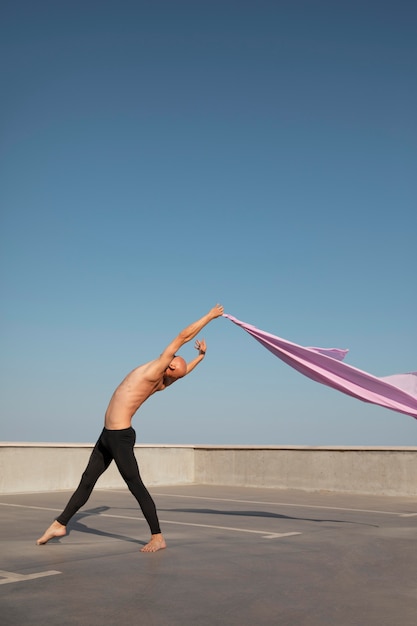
[{"left": 223, "top": 314, "right": 417, "bottom": 420}]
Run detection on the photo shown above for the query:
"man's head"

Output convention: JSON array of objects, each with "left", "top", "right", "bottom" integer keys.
[{"left": 163, "top": 355, "right": 187, "bottom": 386}]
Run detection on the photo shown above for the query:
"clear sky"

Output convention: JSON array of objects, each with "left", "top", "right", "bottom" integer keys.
[{"left": 1, "top": 0, "right": 416, "bottom": 445}]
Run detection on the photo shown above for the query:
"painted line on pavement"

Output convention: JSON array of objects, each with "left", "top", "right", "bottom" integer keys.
[
  {"left": 2, "top": 495, "right": 414, "bottom": 518},
  {"left": 87, "top": 511, "right": 303, "bottom": 540},
  {"left": 0, "top": 502, "right": 301, "bottom": 540},
  {"left": 0, "top": 569, "right": 61, "bottom": 585}
]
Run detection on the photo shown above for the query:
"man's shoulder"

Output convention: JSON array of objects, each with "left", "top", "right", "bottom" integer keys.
[
  {"left": 127, "top": 358, "right": 163, "bottom": 381},
  {"left": 126, "top": 360, "right": 154, "bottom": 377}
]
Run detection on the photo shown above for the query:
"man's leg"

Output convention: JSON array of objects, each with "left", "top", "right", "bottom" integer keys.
[
  {"left": 36, "top": 431, "right": 112, "bottom": 545},
  {"left": 104, "top": 428, "right": 166, "bottom": 552}
]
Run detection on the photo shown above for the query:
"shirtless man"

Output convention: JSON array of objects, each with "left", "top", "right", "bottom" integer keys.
[{"left": 36, "top": 303, "right": 224, "bottom": 552}]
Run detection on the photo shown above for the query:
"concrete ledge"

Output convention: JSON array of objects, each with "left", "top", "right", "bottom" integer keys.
[
  {"left": 1, "top": 443, "right": 416, "bottom": 496},
  {"left": 0, "top": 444, "right": 195, "bottom": 494},
  {"left": 194, "top": 447, "right": 417, "bottom": 496}
]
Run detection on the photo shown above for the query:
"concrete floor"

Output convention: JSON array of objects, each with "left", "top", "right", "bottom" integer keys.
[{"left": 1, "top": 485, "right": 416, "bottom": 626}]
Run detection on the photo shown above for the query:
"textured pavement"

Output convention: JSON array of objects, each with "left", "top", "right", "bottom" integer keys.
[{"left": 1, "top": 484, "right": 416, "bottom": 625}]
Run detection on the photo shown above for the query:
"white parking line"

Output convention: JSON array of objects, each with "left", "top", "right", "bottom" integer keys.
[
  {"left": 2, "top": 495, "right": 413, "bottom": 518},
  {"left": 2, "top": 493, "right": 415, "bottom": 520},
  {"left": 101, "top": 512, "right": 302, "bottom": 539},
  {"left": 0, "top": 503, "right": 61, "bottom": 513},
  {"left": 0, "top": 569, "right": 61, "bottom": 585},
  {"left": 0, "top": 502, "right": 301, "bottom": 540},
  {"left": 2, "top": 492, "right": 414, "bottom": 543}
]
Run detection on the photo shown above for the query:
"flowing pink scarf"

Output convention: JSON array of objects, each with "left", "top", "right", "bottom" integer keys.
[{"left": 223, "top": 314, "right": 417, "bottom": 420}]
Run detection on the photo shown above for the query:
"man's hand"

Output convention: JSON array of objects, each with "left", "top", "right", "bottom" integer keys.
[
  {"left": 186, "top": 339, "right": 207, "bottom": 375},
  {"left": 210, "top": 304, "right": 224, "bottom": 319},
  {"left": 195, "top": 339, "right": 206, "bottom": 355}
]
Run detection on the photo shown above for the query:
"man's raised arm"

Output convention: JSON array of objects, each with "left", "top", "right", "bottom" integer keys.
[
  {"left": 144, "top": 304, "right": 224, "bottom": 381},
  {"left": 162, "top": 304, "right": 224, "bottom": 361}
]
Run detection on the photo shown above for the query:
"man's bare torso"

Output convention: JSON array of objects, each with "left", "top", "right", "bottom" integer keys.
[{"left": 104, "top": 361, "right": 165, "bottom": 430}]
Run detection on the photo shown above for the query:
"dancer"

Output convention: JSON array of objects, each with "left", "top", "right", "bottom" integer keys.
[{"left": 37, "top": 303, "right": 224, "bottom": 552}]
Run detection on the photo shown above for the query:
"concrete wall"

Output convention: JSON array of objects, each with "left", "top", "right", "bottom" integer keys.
[
  {"left": 0, "top": 443, "right": 416, "bottom": 496},
  {"left": 0, "top": 444, "right": 195, "bottom": 494},
  {"left": 193, "top": 446, "right": 417, "bottom": 496}
]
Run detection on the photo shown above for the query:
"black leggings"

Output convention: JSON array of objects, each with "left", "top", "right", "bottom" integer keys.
[{"left": 56, "top": 427, "right": 161, "bottom": 535}]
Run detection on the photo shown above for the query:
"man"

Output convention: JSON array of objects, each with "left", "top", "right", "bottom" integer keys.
[{"left": 36, "top": 303, "right": 224, "bottom": 552}]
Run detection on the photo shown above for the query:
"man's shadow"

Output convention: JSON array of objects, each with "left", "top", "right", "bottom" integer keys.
[
  {"left": 158, "top": 507, "right": 378, "bottom": 527},
  {"left": 51, "top": 506, "right": 147, "bottom": 546}
]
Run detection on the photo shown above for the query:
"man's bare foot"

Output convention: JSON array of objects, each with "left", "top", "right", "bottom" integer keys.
[
  {"left": 36, "top": 520, "right": 67, "bottom": 545},
  {"left": 140, "top": 533, "right": 167, "bottom": 553}
]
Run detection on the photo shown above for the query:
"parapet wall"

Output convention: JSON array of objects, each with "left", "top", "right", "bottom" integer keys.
[
  {"left": 0, "top": 444, "right": 195, "bottom": 494},
  {"left": 1, "top": 444, "right": 416, "bottom": 497},
  {"left": 193, "top": 446, "right": 417, "bottom": 496}
]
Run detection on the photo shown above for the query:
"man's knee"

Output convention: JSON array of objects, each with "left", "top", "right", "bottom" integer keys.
[
  {"left": 80, "top": 469, "right": 100, "bottom": 491},
  {"left": 121, "top": 469, "right": 142, "bottom": 486}
]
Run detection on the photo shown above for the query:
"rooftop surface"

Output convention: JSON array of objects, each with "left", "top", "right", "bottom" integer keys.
[{"left": 1, "top": 484, "right": 416, "bottom": 625}]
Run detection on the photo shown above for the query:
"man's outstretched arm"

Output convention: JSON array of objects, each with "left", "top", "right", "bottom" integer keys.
[
  {"left": 162, "top": 304, "right": 224, "bottom": 360},
  {"left": 147, "top": 304, "right": 224, "bottom": 380}
]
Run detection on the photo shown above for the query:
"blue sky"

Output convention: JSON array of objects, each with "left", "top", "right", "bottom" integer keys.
[{"left": 1, "top": 0, "right": 416, "bottom": 445}]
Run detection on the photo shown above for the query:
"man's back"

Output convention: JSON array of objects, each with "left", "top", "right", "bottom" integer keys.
[{"left": 104, "top": 361, "right": 162, "bottom": 429}]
